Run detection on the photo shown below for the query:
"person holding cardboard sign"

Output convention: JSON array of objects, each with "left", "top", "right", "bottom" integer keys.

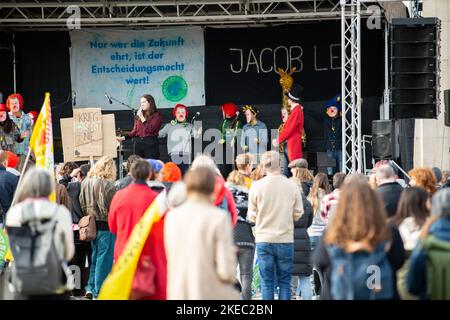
[{"left": 116, "top": 94, "right": 162, "bottom": 159}]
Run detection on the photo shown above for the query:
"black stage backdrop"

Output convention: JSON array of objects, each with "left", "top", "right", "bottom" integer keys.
[
  {"left": 0, "top": 32, "right": 14, "bottom": 103},
  {"left": 205, "top": 21, "right": 384, "bottom": 104},
  {"left": 0, "top": 22, "right": 414, "bottom": 171}
]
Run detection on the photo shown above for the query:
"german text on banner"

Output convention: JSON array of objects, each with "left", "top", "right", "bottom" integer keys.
[{"left": 70, "top": 27, "right": 205, "bottom": 110}]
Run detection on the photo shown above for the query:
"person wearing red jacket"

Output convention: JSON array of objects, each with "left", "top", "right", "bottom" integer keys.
[
  {"left": 108, "top": 159, "right": 166, "bottom": 300},
  {"left": 273, "top": 84, "right": 304, "bottom": 163}
]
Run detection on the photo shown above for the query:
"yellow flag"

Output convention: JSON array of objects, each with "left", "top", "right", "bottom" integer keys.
[
  {"left": 98, "top": 192, "right": 168, "bottom": 300},
  {"left": 29, "top": 92, "right": 55, "bottom": 202}
]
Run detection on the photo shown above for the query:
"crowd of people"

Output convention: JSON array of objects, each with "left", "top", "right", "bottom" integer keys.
[
  {"left": 1, "top": 89, "right": 450, "bottom": 301},
  {"left": 1, "top": 145, "right": 450, "bottom": 300}
]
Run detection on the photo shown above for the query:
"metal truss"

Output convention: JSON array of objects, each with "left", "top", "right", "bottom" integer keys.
[
  {"left": 341, "top": 0, "right": 362, "bottom": 174},
  {"left": 0, "top": 0, "right": 380, "bottom": 28},
  {"left": 0, "top": 0, "right": 354, "bottom": 28}
]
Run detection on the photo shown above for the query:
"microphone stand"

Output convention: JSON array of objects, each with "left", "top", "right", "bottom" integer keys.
[
  {"left": 108, "top": 94, "right": 138, "bottom": 178},
  {"left": 108, "top": 95, "right": 138, "bottom": 115},
  {"left": 180, "top": 114, "right": 199, "bottom": 166}
]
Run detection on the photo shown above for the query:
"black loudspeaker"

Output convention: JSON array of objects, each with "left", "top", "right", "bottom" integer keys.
[
  {"left": 372, "top": 120, "right": 398, "bottom": 159},
  {"left": 445, "top": 89, "right": 450, "bottom": 127},
  {"left": 391, "top": 18, "right": 441, "bottom": 119}
]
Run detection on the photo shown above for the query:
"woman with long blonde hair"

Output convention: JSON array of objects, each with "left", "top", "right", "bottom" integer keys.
[
  {"left": 307, "top": 173, "right": 330, "bottom": 251},
  {"left": 79, "top": 156, "right": 117, "bottom": 299},
  {"left": 312, "top": 178, "right": 405, "bottom": 300},
  {"left": 291, "top": 166, "right": 314, "bottom": 196}
]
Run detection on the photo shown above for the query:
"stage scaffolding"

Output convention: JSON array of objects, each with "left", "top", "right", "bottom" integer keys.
[
  {"left": 0, "top": 0, "right": 378, "bottom": 28},
  {"left": 1, "top": 0, "right": 409, "bottom": 174}
]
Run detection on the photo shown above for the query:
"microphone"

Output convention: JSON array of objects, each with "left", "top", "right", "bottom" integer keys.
[
  {"left": 105, "top": 93, "right": 113, "bottom": 104},
  {"left": 72, "top": 91, "right": 76, "bottom": 106},
  {"left": 236, "top": 111, "right": 240, "bottom": 117},
  {"left": 191, "top": 111, "right": 200, "bottom": 124}
]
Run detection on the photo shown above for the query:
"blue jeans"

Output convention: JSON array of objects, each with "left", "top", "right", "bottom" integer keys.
[
  {"left": 326, "top": 150, "right": 342, "bottom": 175},
  {"left": 291, "top": 275, "right": 313, "bottom": 300},
  {"left": 310, "top": 236, "right": 320, "bottom": 252},
  {"left": 85, "top": 230, "right": 115, "bottom": 298},
  {"left": 281, "top": 148, "right": 290, "bottom": 177},
  {"left": 256, "top": 243, "right": 293, "bottom": 300}
]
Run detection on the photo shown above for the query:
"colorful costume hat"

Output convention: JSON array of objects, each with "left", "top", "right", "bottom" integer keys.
[
  {"left": 285, "top": 83, "right": 304, "bottom": 102},
  {"left": 28, "top": 110, "right": 39, "bottom": 124},
  {"left": 325, "top": 95, "right": 342, "bottom": 112},
  {"left": 242, "top": 105, "right": 259, "bottom": 115},
  {"left": 6, "top": 93, "right": 24, "bottom": 111},
  {"left": 221, "top": 102, "right": 239, "bottom": 118},
  {"left": 172, "top": 104, "right": 189, "bottom": 118},
  {"left": 6, "top": 151, "right": 19, "bottom": 169}
]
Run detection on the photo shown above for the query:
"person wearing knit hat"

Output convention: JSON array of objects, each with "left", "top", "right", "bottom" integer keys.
[
  {"left": 240, "top": 105, "right": 268, "bottom": 164},
  {"left": 4, "top": 151, "right": 20, "bottom": 177},
  {"left": 0, "top": 103, "right": 25, "bottom": 154},
  {"left": 158, "top": 104, "right": 202, "bottom": 175},
  {"left": 219, "top": 102, "right": 242, "bottom": 178},
  {"left": 147, "top": 158, "right": 163, "bottom": 174},
  {"left": 7, "top": 93, "right": 33, "bottom": 171},
  {"left": 303, "top": 94, "right": 342, "bottom": 175}
]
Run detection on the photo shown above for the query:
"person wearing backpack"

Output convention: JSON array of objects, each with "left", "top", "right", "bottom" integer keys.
[
  {"left": 407, "top": 188, "right": 450, "bottom": 300},
  {"left": 312, "top": 176, "right": 405, "bottom": 300},
  {"left": 5, "top": 168, "right": 74, "bottom": 299}
]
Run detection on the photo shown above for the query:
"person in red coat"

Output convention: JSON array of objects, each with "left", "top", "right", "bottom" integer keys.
[
  {"left": 108, "top": 159, "right": 167, "bottom": 299},
  {"left": 273, "top": 83, "right": 305, "bottom": 162}
]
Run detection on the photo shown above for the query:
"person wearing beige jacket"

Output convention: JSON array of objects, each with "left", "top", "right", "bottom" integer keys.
[
  {"left": 164, "top": 167, "right": 239, "bottom": 300},
  {"left": 248, "top": 151, "right": 303, "bottom": 300}
]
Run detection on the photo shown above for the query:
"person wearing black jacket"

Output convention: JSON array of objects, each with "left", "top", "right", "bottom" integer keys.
[
  {"left": 290, "top": 180, "right": 314, "bottom": 300},
  {"left": 226, "top": 171, "right": 255, "bottom": 300},
  {"left": 312, "top": 176, "right": 405, "bottom": 300},
  {"left": 0, "top": 150, "right": 18, "bottom": 224},
  {"left": 303, "top": 95, "right": 342, "bottom": 175},
  {"left": 114, "top": 155, "right": 142, "bottom": 191},
  {"left": 66, "top": 163, "right": 91, "bottom": 297},
  {"left": 376, "top": 164, "right": 404, "bottom": 217}
]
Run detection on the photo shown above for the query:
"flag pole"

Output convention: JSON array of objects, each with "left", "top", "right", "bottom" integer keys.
[{"left": 9, "top": 148, "right": 32, "bottom": 207}]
